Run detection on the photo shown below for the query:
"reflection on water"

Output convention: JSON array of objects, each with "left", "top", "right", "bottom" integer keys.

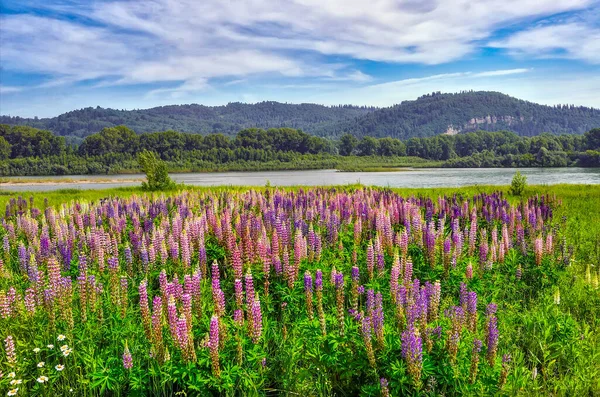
[{"left": 1, "top": 168, "right": 599, "bottom": 191}]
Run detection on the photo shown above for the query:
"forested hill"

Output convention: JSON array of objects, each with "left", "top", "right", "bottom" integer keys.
[
  {"left": 0, "top": 102, "right": 375, "bottom": 142},
  {"left": 2, "top": 91, "right": 599, "bottom": 141},
  {"left": 321, "top": 91, "right": 600, "bottom": 139}
]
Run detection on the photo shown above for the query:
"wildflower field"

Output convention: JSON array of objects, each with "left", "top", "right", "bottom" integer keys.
[{"left": 0, "top": 185, "right": 599, "bottom": 396}]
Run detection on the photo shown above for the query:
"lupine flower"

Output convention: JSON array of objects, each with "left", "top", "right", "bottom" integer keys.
[
  {"left": 361, "top": 315, "right": 376, "bottom": 368},
  {"left": 469, "top": 339, "right": 482, "bottom": 383},
  {"left": 209, "top": 315, "right": 220, "bottom": 377},
  {"left": 315, "top": 269, "right": 326, "bottom": 335},
  {"left": 380, "top": 378, "right": 390, "bottom": 397},
  {"left": 498, "top": 354, "right": 511, "bottom": 389},
  {"left": 465, "top": 262, "right": 473, "bottom": 280},
  {"left": 401, "top": 327, "right": 423, "bottom": 387},
  {"left": 304, "top": 271, "right": 314, "bottom": 320},
  {"left": 486, "top": 306, "right": 499, "bottom": 367},
  {"left": 123, "top": 345, "right": 133, "bottom": 370},
  {"left": 4, "top": 335, "right": 16, "bottom": 366},
  {"left": 334, "top": 272, "right": 345, "bottom": 336},
  {"left": 250, "top": 293, "right": 263, "bottom": 343}
]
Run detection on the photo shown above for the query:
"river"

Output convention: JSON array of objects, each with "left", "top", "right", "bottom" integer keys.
[{"left": 1, "top": 168, "right": 599, "bottom": 191}]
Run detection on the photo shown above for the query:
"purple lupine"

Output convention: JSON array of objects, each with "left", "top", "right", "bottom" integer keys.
[
  {"left": 380, "top": 378, "right": 390, "bottom": 397},
  {"left": 486, "top": 309, "right": 499, "bottom": 367},
  {"left": 466, "top": 291, "right": 478, "bottom": 332},
  {"left": 373, "top": 292, "right": 385, "bottom": 347},
  {"left": 427, "top": 281, "right": 441, "bottom": 322},
  {"left": 401, "top": 327, "right": 423, "bottom": 386},
  {"left": 334, "top": 271, "right": 345, "bottom": 336},
  {"left": 469, "top": 339, "right": 483, "bottom": 383},
  {"left": 516, "top": 264, "right": 522, "bottom": 281},
  {"left": 361, "top": 315, "right": 376, "bottom": 368},
  {"left": 366, "top": 289, "right": 375, "bottom": 317},
  {"left": 498, "top": 353, "right": 512, "bottom": 389}
]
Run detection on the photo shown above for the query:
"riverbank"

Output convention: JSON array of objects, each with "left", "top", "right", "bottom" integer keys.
[{"left": 1, "top": 167, "right": 598, "bottom": 192}]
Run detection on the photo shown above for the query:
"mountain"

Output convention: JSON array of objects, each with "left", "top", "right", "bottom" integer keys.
[
  {"left": 2, "top": 91, "right": 599, "bottom": 141},
  {"left": 318, "top": 91, "right": 600, "bottom": 139},
  {"left": 0, "top": 102, "right": 376, "bottom": 142}
]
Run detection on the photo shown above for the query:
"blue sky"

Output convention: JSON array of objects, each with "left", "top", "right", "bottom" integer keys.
[{"left": 1, "top": 0, "right": 599, "bottom": 117}]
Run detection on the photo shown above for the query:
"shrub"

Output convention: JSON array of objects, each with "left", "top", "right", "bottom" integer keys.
[
  {"left": 510, "top": 170, "right": 527, "bottom": 196},
  {"left": 137, "top": 150, "right": 176, "bottom": 191}
]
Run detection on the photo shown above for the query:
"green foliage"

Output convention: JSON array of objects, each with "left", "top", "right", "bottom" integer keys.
[
  {"left": 510, "top": 171, "right": 527, "bottom": 196},
  {"left": 137, "top": 150, "right": 176, "bottom": 191},
  {"left": 1, "top": 124, "right": 600, "bottom": 176},
  {"left": 0, "top": 136, "right": 11, "bottom": 160}
]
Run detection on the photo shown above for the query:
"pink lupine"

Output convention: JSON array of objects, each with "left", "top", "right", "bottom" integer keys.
[
  {"left": 123, "top": 345, "right": 133, "bottom": 370},
  {"left": 4, "top": 335, "right": 16, "bottom": 366},
  {"left": 139, "top": 280, "right": 152, "bottom": 340},
  {"left": 534, "top": 236, "right": 543, "bottom": 266},
  {"left": 209, "top": 315, "right": 220, "bottom": 377},
  {"left": 366, "top": 241, "right": 375, "bottom": 280},
  {"left": 250, "top": 293, "right": 263, "bottom": 343}
]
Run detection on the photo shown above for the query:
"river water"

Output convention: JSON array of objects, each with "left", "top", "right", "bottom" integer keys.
[{"left": 1, "top": 168, "right": 599, "bottom": 192}]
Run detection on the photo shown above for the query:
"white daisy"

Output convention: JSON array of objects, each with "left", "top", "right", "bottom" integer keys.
[
  {"left": 47, "top": 344, "right": 54, "bottom": 349},
  {"left": 9, "top": 379, "right": 22, "bottom": 386},
  {"left": 7, "top": 388, "right": 18, "bottom": 396},
  {"left": 33, "top": 348, "right": 41, "bottom": 353},
  {"left": 55, "top": 364, "right": 65, "bottom": 371},
  {"left": 37, "top": 362, "right": 45, "bottom": 368},
  {"left": 57, "top": 335, "right": 66, "bottom": 341},
  {"left": 37, "top": 376, "right": 49, "bottom": 383}
]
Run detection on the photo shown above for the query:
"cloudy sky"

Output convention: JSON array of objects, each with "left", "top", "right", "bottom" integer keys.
[{"left": 1, "top": 0, "right": 599, "bottom": 117}]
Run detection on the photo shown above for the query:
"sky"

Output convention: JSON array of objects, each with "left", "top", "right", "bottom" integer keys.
[{"left": 1, "top": 0, "right": 599, "bottom": 118}]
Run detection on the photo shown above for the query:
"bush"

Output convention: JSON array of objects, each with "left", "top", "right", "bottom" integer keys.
[
  {"left": 137, "top": 150, "right": 176, "bottom": 191},
  {"left": 510, "top": 170, "right": 527, "bottom": 196}
]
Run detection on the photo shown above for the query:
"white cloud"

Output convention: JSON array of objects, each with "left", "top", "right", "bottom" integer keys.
[
  {"left": 0, "top": 86, "right": 23, "bottom": 94},
  {"left": 490, "top": 23, "right": 600, "bottom": 63},
  {"left": 474, "top": 68, "right": 532, "bottom": 77},
  {"left": 0, "top": 0, "right": 595, "bottom": 91}
]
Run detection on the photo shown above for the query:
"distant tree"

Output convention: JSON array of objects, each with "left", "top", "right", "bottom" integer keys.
[
  {"left": 0, "top": 136, "right": 11, "bottom": 160},
  {"left": 584, "top": 128, "right": 600, "bottom": 150},
  {"left": 357, "top": 136, "right": 378, "bottom": 156},
  {"left": 339, "top": 134, "right": 358, "bottom": 156},
  {"left": 137, "top": 150, "right": 176, "bottom": 191}
]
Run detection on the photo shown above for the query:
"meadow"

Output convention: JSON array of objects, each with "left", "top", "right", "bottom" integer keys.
[{"left": 0, "top": 184, "right": 599, "bottom": 396}]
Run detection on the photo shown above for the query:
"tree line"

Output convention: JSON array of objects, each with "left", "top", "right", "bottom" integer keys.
[{"left": 0, "top": 124, "right": 599, "bottom": 176}]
